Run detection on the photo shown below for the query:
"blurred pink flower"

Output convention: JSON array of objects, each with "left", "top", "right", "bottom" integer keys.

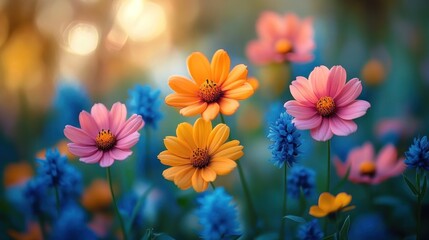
[
  {"left": 284, "top": 65, "right": 371, "bottom": 141},
  {"left": 334, "top": 142, "right": 405, "bottom": 184},
  {"left": 246, "top": 12, "right": 314, "bottom": 65},
  {"left": 64, "top": 102, "right": 144, "bottom": 167}
]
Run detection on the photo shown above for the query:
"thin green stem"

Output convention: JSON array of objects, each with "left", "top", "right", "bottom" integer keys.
[
  {"left": 54, "top": 186, "right": 60, "bottom": 214},
  {"left": 210, "top": 182, "right": 216, "bottom": 190},
  {"left": 280, "top": 166, "right": 288, "bottom": 240},
  {"left": 326, "top": 140, "right": 331, "bottom": 192},
  {"left": 219, "top": 113, "right": 226, "bottom": 125},
  {"left": 107, "top": 167, "right": 127, "bottom": 240}
]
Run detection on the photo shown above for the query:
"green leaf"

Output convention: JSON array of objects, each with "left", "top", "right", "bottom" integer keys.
[
  {"left": 141, "top": 228, "right": 153, "bottom": 240},
  {"left": 283, "top": 215, "right": 306, "bottom": 223},
  {"left": 421, "top": 175, "right": 427, "bottom": 197},
  {"left": 339, "top": 215, "right": 350, "bottom": 240},
  {"left": 403, "top": 174, "right": 418, "bottom": 195},
  {"left": 322, "top": 233, "right": 336, "bottom": 240},
  {"left": 333, "top": 165, "right": 351, "bottom": 192}
]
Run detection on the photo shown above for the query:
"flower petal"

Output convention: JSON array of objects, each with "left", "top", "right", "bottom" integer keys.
[
  {"left": 163, "top": 165, "right": 191, "bottom": 181},
  {"left": 211, "top": 140, "right": 243, "bottom": 160},
  {"left": 99, "top": 153, "right": 114, "bottom": 167},
  {"left": 335, "top": 78, "right": 362, "bottom": 107},
  {"left": 310, "top": 118, "right": 333, "bottom": 141},
  {"left": 223, "top": 83, "right": 254, "bottom": 100},
  {"left": 168, "top": 76, "right": 199, "bottom": 95},
  {"left": 201, "top": 167, "right": 217, "bottom": 182},
  {"left": 327, "top": 65, "right": 347, "bottom": 98},
  {"left": 179, "top": 102, "right": 208, "bottom": 116},
  {"left": 165, "top": 93, "right": 201, "bottom": 107},
  {"left": 109, "top": 102, "right": 127, "bottom": 135},
  {"left": 116, "top": 132, "right": 140, "bottom": 150},
  {"left": 334, "top": 192, "right": 352, "bottom": 208},
  {"left": 158, "top": 150, "right": 190, "bottom": 166},
  {"left": 290, "top": 76, "right": 318, "bottom": 104},
  {"left": 173, "top": 166, "right": 194, "bottom": 190},
  {"left": 79, "top": 111, "right": 99, "bottom": 138},
  {"left": 292, "top": 114, "right": 322, "bottom": 130},
  {"left": 91, "top": 103, "right": 110, "bottom": 130},
  {"left": 309, "top": 206, "right": 328, "bottom": 218},
  {"left": 284, "top": 100, "right": 317, "bottom": 119},
  {"left": 329, "top": 117, "right": 357, "bottom": 136},
  {"left": 80, "top": 150, "right": 103, "bottom": 164},
  {"left": 211, "top": 49, "right": 230, "bottom": 84},
  {"left": 207, "top": 124, "right": 230, "bottom": 155},
  {"left": 116, "top": 115, "right": 144, "bottom": 140},
  {"left": 187, "top": 52, "right": 211, "bottom": 85},
  {"left": 218, "top": 98, "right": 240, "bottom": 115},
  {"left": 209, "top": 158, "right": 237, "bottom": 175},
  {"left": 164, "top": 136, "right": 191, "bottom": 158},
  {"left": 64, "top": 125, "right": 95, "bottom": 145},
  {"left": 336, "top": 100, "right": 370, "bottom": 120},
  {"left": 256, "top": 11, "right": 282, "bottom": 40},
  {"left": 318, "top": 192, "right": 336, "bottom": 212},
  {"left": 68, "top": 143, "right": 97, "bottom": 157},
  {"left": 193, "top": 118, "right": 212, "bottom": 148},
  {"left": 176, "top": 122, "right": 196, "bottom": 149},
  {"left": 221, "top": 64, "right": 248, "bottom": 88},
  {"left": 192, "top": 169, "right": 208, "bottom": 192},
  {"left": 109, "top": 148, "right": 132, "bottom": 161},
  {"left": 309, "top": 66, "right": 330, "bottom": 99},
  {"left": 202, "top": 103, "right": 220, "bottom": 121}
]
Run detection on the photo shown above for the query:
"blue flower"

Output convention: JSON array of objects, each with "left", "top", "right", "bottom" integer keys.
[
  {"left": 348, "top": 213, "right": 391, "bottom": 240},
  {"left": 127, "top": 84, "right": 163, "bottom": 128},
  {"left": 405, "top": 136, "right": 429, "bottom": 171},
  {"left": 51, "top": 205, "right": 97, "bottom": 240},
  {"left": 268, "top": 112, "right": 301, "bottom": 168},
  {"left": 297, "top": 219, "right": 324, "bottom": 240},
  {"left": 23, "top": 178, "right": 52, "bottom": 216},
  {"left": 287, "top": 166, "right": 315, "bottom": 199},
  {"left": 196, "top": 187, "right": 241, "bottom": 240}
]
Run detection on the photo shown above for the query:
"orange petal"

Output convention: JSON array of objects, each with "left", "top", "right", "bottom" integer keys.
[
  {"left": 192, "top": 169, "right": 208, "bottom": 192},
  {"left": 219, "top": 98, "right": 240, "bottom": 115},
  {"left": 222, "top": 64, "right": 248, "bottom": 87},
  {"left": 247, "top": 77, "right": 259, "bottom": 91},
  {"left": 211, "top": 140, "right": 243, "bottom": 161},
  {"left": 176, "top": 122, "right": 196, "bottom": 149},
  {"left": 187, "top": 52, "right": 211, "bottom": 85},
  {"left": 165, "top": 94, "right": 200, "bottom": 107},
  {"left": 164, "top": 136, "right": 191, "bottom": 158},
  {"left": 209, "top": 158, "right": 237, "bottom": 175},
  {"left": 223, "top": 83, "right": 254, "bottom": 100},
  {"left": 162, "top": 165, "right": 191, "bottom": 181},
  {"left": 221, "top": 79, "right": 246, "bottom": 91},
  {"left": 158, "top": 150, "right": 190, "bottom": 166},
  {"left": 207, "top": 124, "right": 230, "bottom": 155},
  {"left": 173, "top": 166, "right": 195, "bottom": 190},
  {"left": 179, "top": 102, "right": 208, "bottom": 116},
  {"left": 334, "top": 192, "right": 352, "bottom": 208},
  {"left": 169, "top": 76, "right": 199, "bottom": 95},
  {"left": 309, "top": 206, "right": 328, "bottom": 218},
  {"left": 202, "top": 103, "right": 220, "bottom": 121},
  {"left": 211, "top": 49, "right": 231, "bottom": 84},
  {"left": 193, "top": 118, "right": 212, "bottom": 148},
  {"left": 318, "top": 192, "right": 336, "bottom": 212},
  {"left": 201, "top": 167, "right": 217, "bottom": 182}
]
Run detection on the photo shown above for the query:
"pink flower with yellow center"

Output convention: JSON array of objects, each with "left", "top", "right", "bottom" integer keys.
[
  {"left": 334, "top": 142, "right": 406, "bottom": 185},
  {"left": 64, "top": 102, "right": 144, "bottom": 167},
  {"left": 246, "top": 12, "right": 314, "bottom": 65},
  {"left": 284, "top": 65, "right": 371, "bottom": 141}
]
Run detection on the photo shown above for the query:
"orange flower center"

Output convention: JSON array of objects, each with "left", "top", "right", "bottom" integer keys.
[
  {"left": 275, "top": 39, "right": 293, "bottom": 54},
  {"left": 316, "top": 96, "right": 336, "bottom": 117},
  {"left": 95, "top": 129, "right": 117, "bottom": 151},
  {"left": 199, "top": 79, "right": 222, "bottom": 103},
  {"left": 359, "top": 161, "right": 376, "bottom": 177},
  {"left": 191, "top": 148, "right": 210, "bottom": 168}
]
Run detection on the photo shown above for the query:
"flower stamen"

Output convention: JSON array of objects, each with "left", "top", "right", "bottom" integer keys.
[
  {"left": 191, "top": 148, "right": 210, "bottom": 168},
  {"left": 199, "top": 79, "right": 222, "bottom": 103},
  {"left": 359, "top": 161, "right": 376, "bottom": 178},
  {"left": 316, "top": 96, "right": 336, "bottom": 117},
  {"left": 95, "top": 129, "right": 117, "bottom": 151},
  {"left": 275, "top": 39, "right": 293, "bottom": 54}
]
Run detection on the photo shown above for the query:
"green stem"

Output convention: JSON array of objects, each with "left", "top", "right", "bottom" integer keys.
[
  {"left": 54, "top": 185, "right": 60, "bottom": 214},
  {"left": 210, "top": 182, "right": 216, "bottom": 190},
  {"left": 107, "top": 167, "right": 127, "bottom": 240},
  {"left": 280, "top": 166, "right": 288, "bottom": 240},
  {"left": 127, "top": 185, "right": 154, "bottom": 233},
  {"left": 326, "top": 140, "right": 331, "bottom": 192}
]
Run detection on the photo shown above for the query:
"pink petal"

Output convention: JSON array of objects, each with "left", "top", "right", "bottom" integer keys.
[
  {"left": 334, "top": 157, "right": 348, "bottom": 178},
  {"left": 246, "top": 40, "right": 276, "bottom": 65},
  {"left": 64, "top": 125, "right": 95, "bottom": 145},
  {"left": 282, "top": 13, "right": 299, "bottom": 38},
  {"left": 68, "top": 143, "right": 98, "bottom": 157},
  {"left": 256, "top": 11, "right": 282, "bottom": 40},
  {"left": 309, "top": 66, "right": 330, "bottom": 99},
  {"left": 116, "top": 115, "right": 144, "bottom": 140},
  {"left": 293, "top": 18, "right": 314, "bottom": 52},
  {"left": 345, "top": 142, "right": 374, "bottom": 182},
  {"left": 80, "top": 150, "right": 103, "bottom": 164},
  {"left": 79, "top": 111, "right": 99, "bottom": 138},
  {"left": 109, "top": 102, "right": 127, "bottom": 135},
  {"left": 290, "top": 76, "right": 318, "bottom": 104},
  {"left": 292, "top": 114, "right": 322, "bottom": 130},
  {"left": 335, "top": 78, "right": 362, "bottom": 107},
  {"left": 310, "top": 118, "right": 333, "bottom": 141},
  {"left": 375, "top": 144, "right": 397, "bottom": 170},
  {"left": 336, "top": 100, "right": 371, "bottom": 120},
  {"left": 327, "top": 66, "right": 346, "bottom": 98},
  {"left": 91, "top": 103, "right": 110, "bottom": 130},
  {"left": 116, "top": 132, "right": 140, "bottom": 150},
  {"left": 109, "top": 148, "right": 132, "bottom": 161},
  {"left": 329, "top": 117, "right": 357, "bottom": 136},
  {"left": 285, "top": 53, "right": 314, "bottom": 63},
  {"left": 99, "top": 153, "right": 115, "bottom": 167},
  {"left": 284, "top": 100, "right": 317, "bottom": 119}
]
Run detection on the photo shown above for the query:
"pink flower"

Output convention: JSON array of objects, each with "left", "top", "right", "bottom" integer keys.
[
  {"left": 64, "top": 102, "right": 144, "bottom": 167},
  {"left": 284, "top": 65, "right": 371, "bottom": 141},
  {"left": 334, "top": 142, "right": 406, "bottom": 184},
  {"left": 246, "top": 12, "right": 314, "bottom": 65}
]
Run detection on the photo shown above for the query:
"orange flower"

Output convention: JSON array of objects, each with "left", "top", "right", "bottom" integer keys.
[
  {"left": 36, "top": 140, "right": 75, "bottom": 160},
  {"left": 3, "top": 162, "right": 33, "bottom": 187},
  {"left": 82, "top": 179, "right": 112, "bottom": 212},
  {"left": 158, "top": 118, "right": 243, "bottom": 192},
  {"left": 165, "top": 49, "right": 254, "bottom": 121},
  {"left": 309, "top": 192, "right": 354, "bottom": 218}
]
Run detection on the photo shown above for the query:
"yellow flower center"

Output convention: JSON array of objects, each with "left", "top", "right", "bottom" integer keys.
[
  {"left": 95, "top": 129, "right": 117, "bottom": 151},
  {"left": 191, "top": 148, "right": 210, "bottom": 168},
  {"left": 316, "top": 96, "right": 336, "bottom": 117},
  {"left": 359, "top": 161, "right": 376, "bottom": 177},
  {"left": 275, "top": 39, "right": 293, "bottom": 54},
  {"left": 199, "top": 79, "right": 222, "bottom": 103}
]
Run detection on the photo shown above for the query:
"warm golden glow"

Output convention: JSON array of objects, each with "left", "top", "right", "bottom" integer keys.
[{"left": 65, "top": 22, "right": 99, "bottom": 55}]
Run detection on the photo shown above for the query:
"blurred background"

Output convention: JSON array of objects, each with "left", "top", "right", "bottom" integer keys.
[{"left": 1, "top": 0, "right": 429, "bottom": 239}]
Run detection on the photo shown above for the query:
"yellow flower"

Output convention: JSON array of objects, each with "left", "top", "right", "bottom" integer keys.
[
  {"left": 165, "top": 49, "right": 254, "bottom": 121},
  {"left": 158, "top": 118, "right": 243, "bottom": 192},
  {"left": 309, "top": 192, "right": 354, "bottom": 218}
]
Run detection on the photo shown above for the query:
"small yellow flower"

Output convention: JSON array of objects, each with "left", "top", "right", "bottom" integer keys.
[
  {"left": 158, "top": 118, "right": 243, "bottom": 192},
  {"left": 309, "top": 192, "right": 354, "bottom": 218}
]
